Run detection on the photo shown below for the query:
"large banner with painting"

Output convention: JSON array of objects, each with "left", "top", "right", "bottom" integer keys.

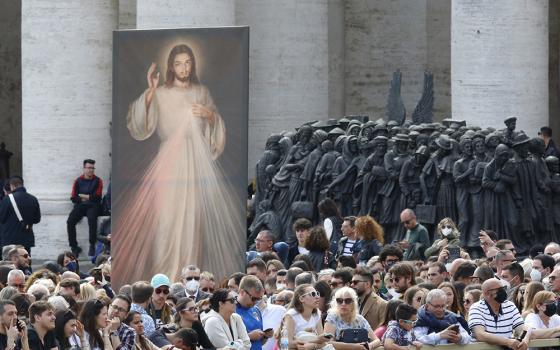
[{"left": 112, "top": 27, "right": 248, "bottom": 287}]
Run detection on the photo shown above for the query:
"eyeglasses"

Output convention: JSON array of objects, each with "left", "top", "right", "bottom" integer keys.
[
  {"left": 201, "top": 287, "right": 214, "bottom": 293},
  {"left": 519, "top": 289, "right": 526, "bottom": 296},
  {"left": 336, "top": 298, "right": 353, "bottom": 305},
  {"left": 350, "top": 280, "right": 368, "bottom": 285},
  {"left": 255, "top": 238, "right": 272, "bottom": 243},
  {"left": 385, "top": 259, "right": 400, "bottom": 264},
  {"left": 243, "top": 289, "right": 262, "bottom": 302},
  {"left": 84, "top": 166, "right": 95, "bottom": 170},
  {"left": 19, "top": 254, "right": 29, "bottom": 259},
  {"left": 428, "top": 302, "right": 445, "bottom": 309},
  {"left": 110, "top": 304, "right": 128, "bottom": 313},
  {"left": 155, "top": 288, "right": 169, "bottom": 295},
  {"left": 400, "top": 319, "right": 417, "bottom": 325},
  {"left": 303, "top": 291, "right": 320, "bottom": 298},
  {"left": 224, "top": 297, "right": 237, "bottom": 304},
  {"left": 184, "top": 276, "right": 200, "bottom": 281}
]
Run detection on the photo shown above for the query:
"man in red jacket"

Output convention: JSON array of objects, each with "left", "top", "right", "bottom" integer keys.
[{"left": 67, "top": 159, "right": 103, "bottom": 257}]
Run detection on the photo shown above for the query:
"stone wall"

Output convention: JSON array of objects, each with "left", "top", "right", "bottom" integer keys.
[
  {"left": 451, "top": 0, "right": 549, "bottom": 134},
  {"left": 21, "top": 0, "right": 117, "bottom": 258},
  {"left": 0, "top": 0, "right": 21, "bottom": 178},
  {"left": 344, "top": 0, "right": 451, "bottom": 121}
]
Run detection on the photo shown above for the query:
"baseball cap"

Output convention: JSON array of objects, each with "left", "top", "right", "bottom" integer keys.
[{"left": 151, "top": 273, "right": 171, "bottom": 289}]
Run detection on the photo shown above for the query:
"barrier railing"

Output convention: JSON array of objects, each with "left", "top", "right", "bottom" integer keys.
[{"left": 415, "top": 338, "right": 560, "bottom": 350}]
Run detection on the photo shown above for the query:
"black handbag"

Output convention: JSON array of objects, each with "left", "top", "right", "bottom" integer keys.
[{"left": 338, "top": 328, "right": 369, "bottom": 343}]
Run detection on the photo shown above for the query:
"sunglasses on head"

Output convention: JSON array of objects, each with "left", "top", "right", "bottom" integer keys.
[
  {"left": 155, "top": 288, "right": 169, "bottom": 295},
  {"left": 336, "top": 298, "right": 353, "bottom": 305}
]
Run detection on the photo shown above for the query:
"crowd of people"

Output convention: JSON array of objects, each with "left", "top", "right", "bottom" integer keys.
[
  {"left": 0, "top": 202, "right": 558, "bottom": 350},
  {"left": 0, "top": 122, "right": 559, "bottom": 350}
]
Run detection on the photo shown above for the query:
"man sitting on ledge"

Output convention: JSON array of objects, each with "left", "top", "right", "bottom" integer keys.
[{"left": 468, "top": 278, "right": 529, "bottom": 350}]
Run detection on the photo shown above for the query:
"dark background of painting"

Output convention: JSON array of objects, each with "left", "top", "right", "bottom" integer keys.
[{"left": 112, "top": 27, "right": 248, "bottom": 281}]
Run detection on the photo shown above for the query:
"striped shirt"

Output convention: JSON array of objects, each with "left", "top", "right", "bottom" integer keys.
[
  {"left": 342, "top": 239, "right": 357, "bottom": 256},
  {"left": 468, "top": 300, "right": 523, "bottom": 338}
]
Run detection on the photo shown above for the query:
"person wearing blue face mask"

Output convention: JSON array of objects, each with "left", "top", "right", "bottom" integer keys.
[{"left": 57, "top": 251, "right": 89, "bottom": 279}]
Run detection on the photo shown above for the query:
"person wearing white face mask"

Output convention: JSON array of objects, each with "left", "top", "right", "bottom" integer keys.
[
  {"left": 175, "top": 265, "right": 210, "bottom": 302},
  {"left": 424, "top": 218, "right": 461, "bottom": 258},
  {"left": 531, "top": 254, "right": 555, "bottom": 282}
]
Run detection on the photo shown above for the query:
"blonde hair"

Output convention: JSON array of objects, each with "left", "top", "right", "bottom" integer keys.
[
  {"left": 328, "top": 287, "right": 358, "bottom": 323},
  {"left": 436, "top": 218, "right": 460, "bottom": 238},
  {"left": 531, "top": 291, "right": 556, "bottom": 313},
  {"left": 79, "top": 283, "right": 97, "bottom": 302}
]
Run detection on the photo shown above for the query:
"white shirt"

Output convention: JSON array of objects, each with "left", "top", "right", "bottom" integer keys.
[
  {"left": 525, "top": 313, "right": 560, "bottom": 330},
  {"left": 286, "top": 309, "right": 321, "bottom": 336},
  {"left": 298, "top": 246, "right": 309, "bottom": 255},
  {"left": 262, "top": 303, "right": 286, "bottom": 350},
  {"left": 324, "top": 218, "right": 333, "bottom": 241}
]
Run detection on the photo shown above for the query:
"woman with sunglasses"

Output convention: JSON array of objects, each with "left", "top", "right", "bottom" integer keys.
[
  {"left": 54, "top": 309, "right": 90, "bottom": 350},
  {"left": 521, "top": 282, "right": 545, "bottom": 318},
  {"left": 202, "top": 288, "right": 250, "bottom": 349},
  {"left": 79, "top": 299, "right": 116, "bottom": 350},
  {"left": 171, "top": 297, "right": 215, "bottom": 349},
  {"left": 403, "top": 286, "right": 426, "bottom": 311},
  {"left": 124, "top": 311, "right": 161, "bottom": 350},
  {"left": 424, "top": 218, "right": 461, "bottom": 258},
  {"left": 281, "top": 284, "right": 330, "bottom": 350},
  {"left": 462, "top": 289, "right": 481, "bottom": 321},
  {"left": 323, "top": 287, "right": 381, "bottom": 350},
  {"left": 524, "top": 291, "right": 560, "bottom": 338}
]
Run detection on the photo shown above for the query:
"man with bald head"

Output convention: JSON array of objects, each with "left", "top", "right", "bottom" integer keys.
[
  {"left": 398, "top": 209, "right": 430, "bottom": 260},
  {"left": 468, "top": 278, "right": 529, "bottom": 350}
]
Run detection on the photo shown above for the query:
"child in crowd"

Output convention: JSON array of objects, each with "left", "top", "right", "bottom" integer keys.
[{"left": 382, "top": 303, "right": 423, "bottom": 350}]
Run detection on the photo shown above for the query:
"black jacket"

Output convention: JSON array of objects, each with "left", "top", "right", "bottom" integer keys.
[{"left": 0, "top": 187, "right": 41, "bottom": 247}]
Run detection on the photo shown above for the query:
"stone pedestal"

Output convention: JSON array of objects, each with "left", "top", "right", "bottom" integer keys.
[
  {"left": 451, "top": 0, "right": 549, "bottom": 133},
  {"left": 21, "top": 0, "right": 116, "bottom": 258}
]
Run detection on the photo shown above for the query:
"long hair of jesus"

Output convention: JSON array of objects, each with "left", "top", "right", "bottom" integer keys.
[{"left": 165, "top": 44, "right": 200, "bottom": 87}]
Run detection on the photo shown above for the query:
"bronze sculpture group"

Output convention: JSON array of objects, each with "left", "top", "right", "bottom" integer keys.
[{"left": 251, "top": 116, "right": 559, "bottom": 256}]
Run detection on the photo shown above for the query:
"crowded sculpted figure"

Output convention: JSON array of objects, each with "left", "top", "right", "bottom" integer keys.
[
  {"left": 378, "top": 134, "right": 411, "bottom": 243},
  {"left": 357, "top": 137, "right": 388, "bottom": 217},
  {"left": 481, "top": 144, "right": 518, "bottom": 241}
]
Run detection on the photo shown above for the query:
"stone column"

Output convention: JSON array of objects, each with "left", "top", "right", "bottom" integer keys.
[
  {"left": 235, "top": 0, "right": 330, "bottom": 175},
  {"left": 452, "top": 0, "right": 549, "bottom": 133},
  {"left": 136, "top": 0, "right": 235, "bottom": 28},
  {"left": 22, "top": 0, "right": 117, "bottom": 258}
]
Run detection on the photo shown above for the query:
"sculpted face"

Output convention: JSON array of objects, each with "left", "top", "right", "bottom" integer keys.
[{"left": 173, "top": 53, "right": 193, "bottom": 83}]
